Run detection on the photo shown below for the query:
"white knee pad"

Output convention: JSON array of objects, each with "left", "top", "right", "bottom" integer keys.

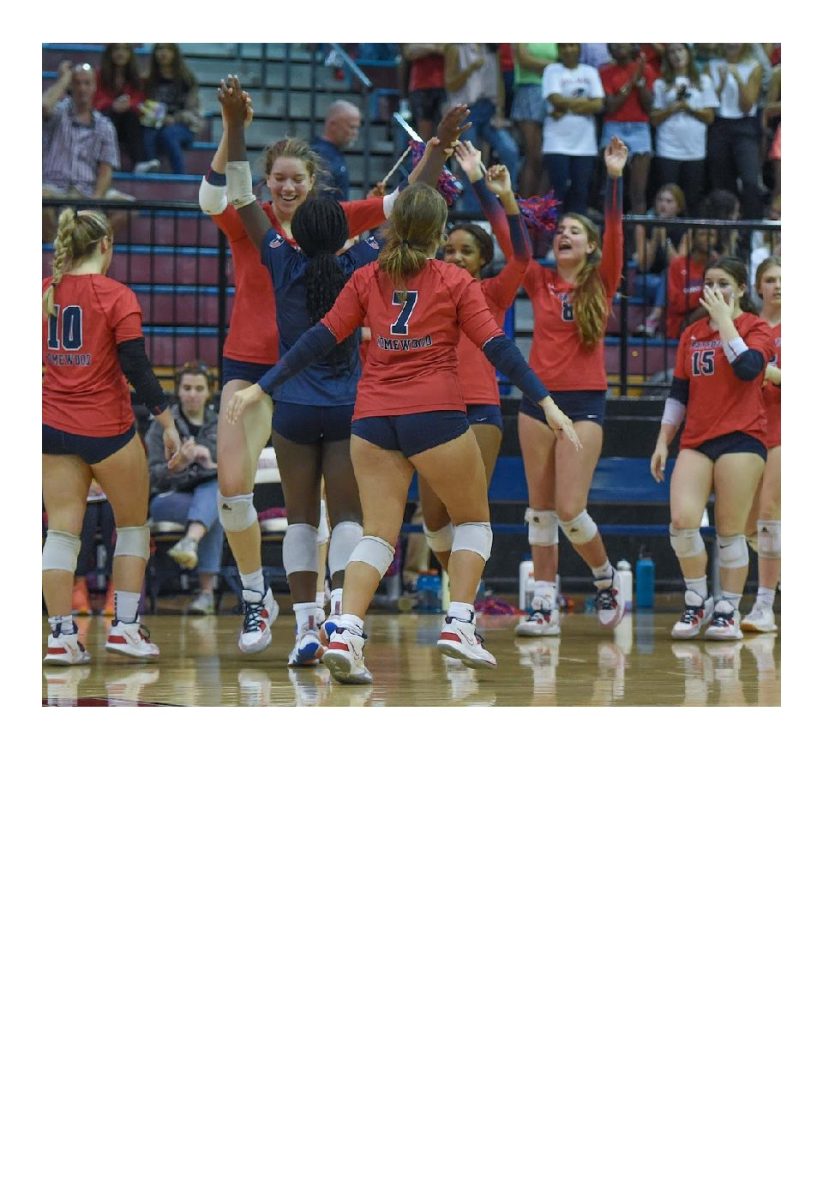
[
  {"left": 560, "top": 509, "right": 598, "bottom": 545},
  {"left": 717, "top": 533, "right": 749, "bottom": 570},
  {"left": 316, "top": 498, "right": 330, "bottom": 546},
  {"left": 451, "top": 521, "right": 493, "bottom": 562},
  {"left": 114, "top": 523, "right": 150, "bottom": 560},
  {"left": 757, "top": 520, "right": 781, "bottom": 559},
  {"left": 42, "top": 529, "right": 81, "bottom": 572},
  {"left": 328, "top": 520, "right": 363, "bottom": 576},
  {"left": 669, "top": 524, "right": 704, "bottom": 559},
  {"left": 348, "top": 535, "right": 396, "bottom": 578},
  {"left": 423, "top": 522, "right": 455, "bottom": 553},
  {"left": 525, "top": 507, "right": 559, "bottom": 547},
  {"left": 217, "top": 491, "right": 257, "bottom": 533},
  {"left": 283, "top": 523, "right": 319, "bottom": 575}
]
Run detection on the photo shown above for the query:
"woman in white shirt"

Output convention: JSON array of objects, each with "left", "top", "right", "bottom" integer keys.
[
  {"left": 706, "top": 44, "right": 764, "bottom": 219},
  {"left": 651, "top": 43, "right": 718, "bottom": 215},
  {"left": 541, "top": 43, "right": 604, "bottom": 215}
]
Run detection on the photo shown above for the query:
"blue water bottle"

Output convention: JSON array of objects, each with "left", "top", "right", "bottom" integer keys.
[
  {"left": 635, "top": 550, "right": 655, "bottom": 610},
  {"left": 416, "top": 571, "right": 441, "bottom": 612}
]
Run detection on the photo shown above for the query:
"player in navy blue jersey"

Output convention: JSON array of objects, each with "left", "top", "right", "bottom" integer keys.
[{"left": 219, "top": 76, "right": 466, "bottom": 666}]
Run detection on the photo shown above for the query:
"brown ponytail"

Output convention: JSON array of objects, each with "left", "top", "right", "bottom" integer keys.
[
  {"left": 378, "top": 183, "right": 446, "bottom": 289},
  {"left": 43, "top": 207, "right": 112, "bottom": 318},
  {"left": 562, "top": 212, "right": 609, "bottom": 349}
]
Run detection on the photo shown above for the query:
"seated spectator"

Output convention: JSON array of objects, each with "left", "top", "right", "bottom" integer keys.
[
  {"left": 72, "top": 482, "right": 115, "bottom": 616},
  {"left": 643, "top": 222, "right": 720, "bottom": 341},
  {"left": 703, "top": 187, "right": 741, "bottom": 256},
  {"left": 599, "top": 44, "right": 655, "bottom": 214},
  {"left": 651, "top": 43, "right": 718, "bottom": 214},
  {"left": 511, "top": 43, "right": 557, "bottom": 197},
  {"left": 140, "top": 43, "right": 202, "bottom": 175},
  {"left": 540, "top": 43, "right": 604, "bottom": 217},
  {"left": 402, "top": 44, "right": 446, "bottom": 141},
  {"left": 633, "top": 183, "right": 688, "bottom": 313},
  {"left": 42, "top": 61, "right": 132, "bottom": 236},
  {"left": 445, "top": 43, "right": 521, "bottom": 191},
  {"left": 309, "top": 101, "right": 362, "bottom": 200},
  {"left": 147, "top": 362, "right": 223, "bottom": 615},
  {"left": 95, "top": 44, "right": 151, "bottom": 172}
]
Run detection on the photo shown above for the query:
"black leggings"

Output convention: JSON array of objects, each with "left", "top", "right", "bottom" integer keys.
[{"left": 654, "top": 156, "right": 707, "bottom": 217}]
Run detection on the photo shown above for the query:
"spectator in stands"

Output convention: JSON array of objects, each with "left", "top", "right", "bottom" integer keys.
[
  {"left": 742, "top": 256, "right": 781, "bottom": 634},
  {"left": 580, "top": 44, "right": 611, "bottom": 70},
  {"left": 540, "top": 43, "right": 604, "bottom": 217},
  {"left": 42, "top": 207, "right": 181, "bottom": 664},
  {"left": 140, "top": 43, "right": 202, "bottom": 175},
  {"left": 599, "top": 45, "right": 655, "bottom": 214},
  {"left": 651, "top": 257, "right": 772, "bottom": 641},
  {"left": 72, "top": 482, "right": 115, "bottom": 616},
  {"left": 642, "top": 220, "right": 720, "bottom": 342},
  {"left": 633, "top": 183, "right": 688, "bottom": 323},
  {"left": 42, "top": 61, "right": 132, "bottom": 236},
  {"left": 147, "top": 361, "right": 223, "bottom": 615},
  {"left": 511, "top": 43, "right": 557, "bottom": 197},
  {"left": 95, "top": 44, "right": 149, "bottom": 172},
  {"left": 763, "top": 64, "right": 781, "bottom": 217},
  {"left": 402, "top": 44, "right": 446, "bottom": 141},
  {"left": 444, "top": 44, "right": 521, "bottom": 189},
  {"left": 651, "top": 43, "right": 718, "bottom": 215},
  {"left": 310, "top": 101, "right": 362, "bottom": 201},
  {"left": 703, "top": 187, "right": 741, "bottom": 256},
  {"left": 706, "top": 45, "right": 764, "bottom": 220},
  {"left": 515, "top": 138, "right": 630, "bottom": 637}
]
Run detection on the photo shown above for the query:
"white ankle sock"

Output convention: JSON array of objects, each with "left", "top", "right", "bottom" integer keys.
[
  {"left": 330, "top": 587, "right": 343, "bottom": 615},
  {"left": 339, "top": 613, "right": 364, "bottom": 636},
  {"left": 115, "top": 590, "right": 140, "bottom": 624},
  {"left": 684, "top": 575, "right": 708, "bottom": 601},
  {"left": 720, "top": 591, "right": 742, "bottom": 611},
  {"left": 533, "top": 580, "right": 557, "bottom": 608},
  {"left": 756, "top": 587, "right": 776, "bottom": 606},
  {"left": 241, "top": 569, "right": 265, "bottom": 595},
  {"left": 448, "top": 601, "right": 474, "bottom": 622},
  {"left": 50, "top": 615, "right": 74, "bottom": 636},
  {"left": 592, "top": 561, "right": 613, "bottom": 587},
  {"left": 293, "top": 601, "right": 317, "bottom": 631}
]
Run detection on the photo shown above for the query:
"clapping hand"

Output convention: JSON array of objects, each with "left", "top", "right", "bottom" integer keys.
[
  {"left": 453, "top": 139, "right": 484, "bottom": 182},
  {"left": 604, "top": 135, "right": 629, "bottom": 177}
]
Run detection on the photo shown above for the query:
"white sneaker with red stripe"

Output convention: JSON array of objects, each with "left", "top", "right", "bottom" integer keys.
[
  {"left": 105, "top": 621, "right": 160, "bottom": 659},
  {"left": 323, "top": 625, "right": 373, "bottom": 685},
  {"left": 704, "top": 601, "right": 743, "bottom": 641},
  {"left": 672, "top": 593, "right": 715, "bottom": 639},
  {"left": 437, "top": 614, "right": 497, "bottom": 669},
  {"left": 44, "top": 622, "right": 91, "bottom": 666},
  {"left": 594, "top": 569, "right": 626, "bottom": 629},
  {"left": 238, "top": 587, "right": 279, "bottom": 654},
  {"left": 515, "top": 601, "right": 560, "bottom": 637}
]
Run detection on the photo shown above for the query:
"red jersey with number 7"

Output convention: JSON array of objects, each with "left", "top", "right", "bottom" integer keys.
[
  {"left": 321, "top": 258, "right": 504, "bottom": 417},
  {"left": 42, "top": 273, "right": 144, "bottom": 437},
  {"left": 674, "top": 312, "right": 774, "bottom": 449}
]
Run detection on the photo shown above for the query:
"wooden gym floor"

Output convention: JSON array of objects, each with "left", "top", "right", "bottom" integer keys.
[{"left": 42, "top": 605, "right": 780, "bottom": 707}]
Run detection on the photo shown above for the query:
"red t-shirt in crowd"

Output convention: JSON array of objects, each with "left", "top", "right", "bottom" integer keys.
[
  {"left": 457, "top": 259, "right": 527, "bottom": 405},
  {"left": 210, "top": 195, "right": 386, "bottom": 365},
  {"left": 321, "top": 259, "right": 503, "bottom": 418},
  {"left": 762, "top": 321, "right": 781, "bottom": 448},
  {"left": 600, "top": 60, "right": 655, "bottom": 123},
  {"left": 42, "top": 274, "right": 144, "bottom": 437},
  {"left": 674, "top": 311, "right": 774, "bottom": 449},
  {"left": 409, "top": 53, "right": 445, "bottom": 92},
  {"left": 521, "top": 180, "right": 623, "bottom": 391},
  {"left": 666, "top": 255, "right": 708, "bottom": 341}
]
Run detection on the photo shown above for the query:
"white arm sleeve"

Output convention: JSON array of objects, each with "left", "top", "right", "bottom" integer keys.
[
  {"left": 662, "top": 397, "right": 686, "bottom": 428},
  {"left": 383, "top": 188, "right": 399, "bottom": 217},
  {"left": 721, "top": 335, "right": 748, "bottom": 364},
  {"left": 198, "top": 176, "right": 228, "bottom": 215},
  {"left": 226, "top": 160, "right": 255, "bottom": 209}
]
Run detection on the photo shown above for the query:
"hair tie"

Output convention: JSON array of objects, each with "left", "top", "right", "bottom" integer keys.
[{"left": 401, "top": 239, "right": 410, "bottom": 248}]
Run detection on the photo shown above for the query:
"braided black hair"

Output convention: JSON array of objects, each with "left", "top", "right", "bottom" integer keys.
[{"left": 291, "top": 196, "right": 358, "bottom": 374}]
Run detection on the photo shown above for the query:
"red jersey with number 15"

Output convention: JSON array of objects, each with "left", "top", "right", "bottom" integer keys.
[
  {"left": 42, "top": 273, "right": 144, "bottom": 437},
  {"left": 674, "top": 311, "right": 774, "bottom": 449},
  {"left": 321, "top": 259, "right": 503, "bottom": 418},
  {"left": 521, "top": 177, "right": 623, "bottom": 391}
]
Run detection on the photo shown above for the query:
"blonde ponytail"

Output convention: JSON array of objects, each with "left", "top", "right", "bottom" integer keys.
[
  {"left": 378, "top": 183, "right": 446, "bottom": 289},
  {"left": 43, "top": 208, "right": 112, "bottom": 319}
]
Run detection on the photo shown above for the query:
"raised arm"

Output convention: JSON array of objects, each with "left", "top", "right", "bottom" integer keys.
[
  {"left": 219, "top": 75, "right": 271, "bottom": 249},
  {"left": 600, "top": 136, "right": 628, "bottom": 295},
  {"left": 43, "top": 60, "right": 73, "bottom": 118}
]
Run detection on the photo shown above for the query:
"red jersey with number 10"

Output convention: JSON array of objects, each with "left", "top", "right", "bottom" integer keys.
[
  {"left": 321, "top": 259, "right": 503, "bottom": 418},
  {"left": 674, "top": 311, "right": 774, "bottom": 449},
  {"left": 42, "top": 273, "right": 144, "bottom": 437}
]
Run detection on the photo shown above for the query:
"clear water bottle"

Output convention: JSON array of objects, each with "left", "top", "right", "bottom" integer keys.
[
  {"left": 616, "top": 559, "right": 633, "bottom": 611},
  {"left": 636, "top": 552, "right": 655, "bottom": 609},
  {"left": 519, "top": 559, "right": 535, "bottom": 610}
]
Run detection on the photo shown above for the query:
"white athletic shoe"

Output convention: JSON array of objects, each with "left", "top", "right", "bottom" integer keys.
[
  {"left": 288, "top": 624, "right": 325, "bottom": 667},
  {"left": 672, "top": 593, "right": 715, "bottom": 640},
  {"left": 44, "top": 623, "right": 91, "bottom": 666},
  {"left": 323, "top": 625, "right": 373, "bottom": 685},
  {"left": 437, "top": 615, "right": 497, "bottom": 669},
  {"left": 704, "top": 601, "right": 743, "bottom": 641},
  {"left": 740, "top": 600, "right": 777, "bottom": 634},
  {"left": 105, "top": 621, "right": 160, "bottom": 659},
  {"left": 515, "top": 602, "right": 561, "bottom": 637},
  {"left": 594, "top": 570, "right": 626, "bottom": 629},
  {"left": 238, "top": 587, "right": 279, "bottom": 654},
  {"left": 168, "top": 535, "right": 199, "bottom": 570}
]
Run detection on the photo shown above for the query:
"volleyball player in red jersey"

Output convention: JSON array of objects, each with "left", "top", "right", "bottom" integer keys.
[
  {"left": 198, "top": 92, "right": 443, "bottom": 654},
  {"left": 418, "top": 140, "right": 531, "bottom": 575},
  {"left": 651, "top": 257, "right": 774, "bottom": 640},
  {"left": 42, "top": 208, "right": 182, "bottom": 665},
  {"left": 226, "top": 183, "right": 581, "bottom": 685},
  {"left": 742, "top": 256, "right": 781, "bottom": 633},
  {"left": 513, "top": 135, "right": 629, "bottom": 637}
]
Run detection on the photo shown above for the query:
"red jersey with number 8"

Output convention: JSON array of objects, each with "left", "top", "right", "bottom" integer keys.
[
  {"left": 674, "top": 312, "right": 774, "bottom": 449},
  {"left": 42, "top": 274, "right": 144, "bottom": 437}
]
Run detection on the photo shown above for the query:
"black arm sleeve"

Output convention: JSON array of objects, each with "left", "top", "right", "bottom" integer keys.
[
  {"left": 731, "top": 349, "right": 766, "bottom": 381},
  {"left": 481, "top": 335, "right": 548, "bottom": 405},
  {"left": 117, "top": 338, "right": 169, "bottom": 414},
  {"left": 671, "top": 376, "right": 690, "bottom": 404},
  {"left": 258, "top": 324, "right": 338, "bottom": 396}
]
